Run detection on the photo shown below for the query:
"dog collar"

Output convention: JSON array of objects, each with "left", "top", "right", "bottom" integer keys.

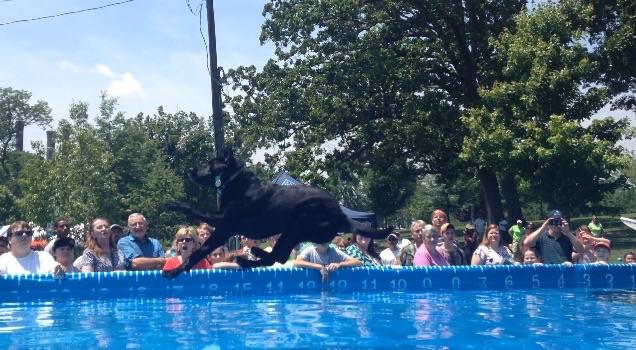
[{"left": 215, "top": 175, "right": 222, "bottom": 196}]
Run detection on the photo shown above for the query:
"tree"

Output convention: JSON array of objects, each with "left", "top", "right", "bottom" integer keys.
[
  {"left": 225, "top": 0, "right": 526, "bottom": 221},
  {"left": 460, "top": 0, "right": 633, "bottom": 217},
  {"left": 0, "top": 87, "right": 52, "bottom": 175}
]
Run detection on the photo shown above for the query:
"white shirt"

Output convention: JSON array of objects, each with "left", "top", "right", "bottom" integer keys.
[
  {"left": 397, "top": 238, "right": 411, "bottom": 250},
  {"left": 380, "top": 247, "right": 401, "bottom": 265},
  {"left": 0, "top": 251, "right": 59, "bottom": 275}
]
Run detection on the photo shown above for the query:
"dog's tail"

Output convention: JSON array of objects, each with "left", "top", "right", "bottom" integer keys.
[{"left": 348, "top": 219, "right": 393, "bottom": 240}]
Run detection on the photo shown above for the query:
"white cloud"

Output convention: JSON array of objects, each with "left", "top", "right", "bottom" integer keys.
[
  {"left": 58, "top": 61, "right": 81, "bottom": 73},
  {"left": 95, "top": 64, "right": 115, "bottom": 77},
  {"left": 106, "top": 72, "right": 144, "bottom": 97}
]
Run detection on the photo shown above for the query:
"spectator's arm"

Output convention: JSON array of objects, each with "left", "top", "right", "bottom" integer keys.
[
  {"left": 293, "top": 255, "right": 323, "bottom": 270},
  {"left": 130, "top": 257, "right": 167, "bottom": 270},
  {"left": 470, "top": 251, "right": 484, "bottom": 265},
  {"left": 524, "top": 219, "right": 549, "bottom": 247},
  {"left": 561, "top": 220, "right": 584, "bottom": 253},
  {"left": 338, "top": 257, "right": 362, "bottom": 268}
]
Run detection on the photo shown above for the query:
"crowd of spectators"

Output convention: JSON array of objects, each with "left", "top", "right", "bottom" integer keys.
[{"left": 0, "top": 209, "right": 634, "bottom": 278}]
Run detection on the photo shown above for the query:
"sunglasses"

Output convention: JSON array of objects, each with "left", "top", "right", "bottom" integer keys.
[
  {"left": 58, "top": 224, "right": 70, "bottom": 228},
  {"left": 177, "top": 237, "right": 194, "bottom": 243},
  {"left": 11, "top": 230, "right": 33, "bottom": 237}
]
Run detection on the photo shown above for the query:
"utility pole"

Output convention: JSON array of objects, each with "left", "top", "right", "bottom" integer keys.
[{"left": 206, "top": 0, "right": 224, "bottom": 156}]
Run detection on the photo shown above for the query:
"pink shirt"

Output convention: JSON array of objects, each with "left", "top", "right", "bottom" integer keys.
[{"left": 413, "top": 245, "right": 449, "bottom": 266}]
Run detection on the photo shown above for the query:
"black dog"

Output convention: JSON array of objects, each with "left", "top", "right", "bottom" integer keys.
[{"left": 163, "top": 148, "right": 392, "bottom": 278}]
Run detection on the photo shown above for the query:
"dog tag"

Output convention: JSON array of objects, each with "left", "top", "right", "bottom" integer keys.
[{"left": 215, "top": 175, "right": 221, "bottom": 188}]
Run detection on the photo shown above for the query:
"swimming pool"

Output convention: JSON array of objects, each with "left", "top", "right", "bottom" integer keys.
[
  {"left": 0, "top": 289, "right": 634, "bottom": 349},
  {"left": 0, "top": 265, "right": 634, "bottom": 349}
]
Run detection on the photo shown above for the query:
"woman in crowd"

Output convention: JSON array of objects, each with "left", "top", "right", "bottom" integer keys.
[
  {"left": 438, "top": 223, "right": 466, "bottom": 265},
  {"left": 345, "top": 233, "right": 381, "bottom": 267},
  {"left": 471, "top": 224, "right": 516, "bottom": 265},
  {"left": 163, "top": 226, "right": 210, "bottom": 271},
  {"left": 79, "top": 218, "right": 125, "bottom": 272},
  {"left": 413, "top": 225, "right": 448, "bottom": 266}
]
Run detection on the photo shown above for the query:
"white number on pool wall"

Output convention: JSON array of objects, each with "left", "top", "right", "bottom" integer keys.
[
  {"left": 582, "top": 274, "right": 591, "bottom": 288},
  {"left": 451, "top": 277, "right": 460, "bottom": 290},
  {"left": 422, "top": 278, "right": 432, "bottom": 289},
  {"left": 605, "top": 274, "right": 614, "bottom": 289},
  {"left": 631, "top": 275, "right": 635, "bottom": 289},
  {"left": 391, "top": 279, "right": 407, "bottom": 290},
  {"left": 478, "top": 277, "right": 487, "bottom": 289},
  {"left": 505, "top": 275, "right": 513, "bottom": 289},
  {"left": 298, "top": 281, "right": 317, "bottom": 289},
  {"left": 532, "top": 274, "right": 540, "bottom": 289},
  {"left": 557, "top": 274, "right": 565, "bottom": 289},
  {"left": 266, "top": 281, "right": 284, "bottom": 293},
  {"left": 361, "top": 279, "right": 377, "bottom": 290}
]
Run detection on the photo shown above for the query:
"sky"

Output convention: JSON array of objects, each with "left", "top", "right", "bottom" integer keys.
[
  {"left": 0, "top": 0, "right": 272, "bottom": 150},
  {"left": 0, "top": 0, "right": 634, "bottom": 153}
]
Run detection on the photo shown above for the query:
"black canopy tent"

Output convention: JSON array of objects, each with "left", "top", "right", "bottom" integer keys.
[{"left": 271, "top": 172, "right": 377, "bottom": 227}]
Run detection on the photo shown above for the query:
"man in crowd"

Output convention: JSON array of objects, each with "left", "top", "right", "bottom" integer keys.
[
  {"left": 117, "top": 213, "right": 166, "bottom": 270},
  {"left": 523, "top": 210, "right": 583, "bottom": 265},
  {"left": 44, "top": 218, "right": 71, "bottom": 255},
  {"left": 0, "top": 221, "right": 65, "bottom": 275},
  {"left": 379, "top": 232, "right": 401, "bottom": 266}
]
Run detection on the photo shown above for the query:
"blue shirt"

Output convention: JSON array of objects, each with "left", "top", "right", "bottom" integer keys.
[{"left": 117, "top": 234, "right": 164, "bottom": 270}]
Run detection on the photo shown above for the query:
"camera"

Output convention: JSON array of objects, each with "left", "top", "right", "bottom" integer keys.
[{"left": 550, "top": 218, "right": 561, "bottom": 226}]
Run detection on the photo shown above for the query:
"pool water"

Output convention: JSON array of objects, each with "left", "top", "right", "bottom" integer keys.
[{"left": 0, "top": 289, "right": 634, "bottom": 349}]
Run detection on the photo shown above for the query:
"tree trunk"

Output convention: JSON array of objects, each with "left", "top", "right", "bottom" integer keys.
[
  {"left": 501, "top": 173, "right": 524, "bottom": 222},
  {"left": 478, "top": 169, "right": 503, "bottom": 224}
]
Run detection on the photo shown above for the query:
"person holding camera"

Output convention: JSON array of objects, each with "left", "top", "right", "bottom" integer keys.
[{"left": 523, "top": 210, "right": 583, "bottom": 265}]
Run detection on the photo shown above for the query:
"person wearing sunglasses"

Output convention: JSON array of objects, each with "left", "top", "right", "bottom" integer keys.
[
  {"left": 44, "top": 218, "right": 72, "bottom": 255},
  {"left": 163, "top": 226, "right": 211, "bottom": 272},
  {"left": 0, "top": 221, "right": 66, "bottom": 276}
]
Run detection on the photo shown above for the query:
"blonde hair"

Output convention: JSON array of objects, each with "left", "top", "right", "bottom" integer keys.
[
  {"left": 480, "top": 224, "right": 500, "bottom": 247},
  {"left": 172, "top": 226, "right": 199, "bottom": 256},
  {"left": 410, "top": 220, "right": 425, "bottom": 233}
]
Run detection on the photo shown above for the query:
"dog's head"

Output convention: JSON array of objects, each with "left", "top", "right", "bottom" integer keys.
[{"left": 189, "top": 147, "right": 239, "bottom": 186}]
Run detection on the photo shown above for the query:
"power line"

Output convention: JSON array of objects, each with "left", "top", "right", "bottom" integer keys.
[{"left": 0, "top": 0, "right": 137, "bottom": 26}]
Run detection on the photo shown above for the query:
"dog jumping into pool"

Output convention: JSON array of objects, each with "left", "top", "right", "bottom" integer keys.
[{"left": 162, "top": 148, "right": 392, "bottom": 278}]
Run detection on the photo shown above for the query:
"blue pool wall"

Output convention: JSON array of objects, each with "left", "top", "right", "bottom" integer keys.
[{"left": 1, "top": 264, "right": 634, "bottom": 301}]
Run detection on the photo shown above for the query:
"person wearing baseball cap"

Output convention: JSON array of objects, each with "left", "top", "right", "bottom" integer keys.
[
  {"left": 379, "top": 232, "right": 401, "bottom": 266},
  {"left": 523, "top": 210, "right": 583, "bottom": 265}
]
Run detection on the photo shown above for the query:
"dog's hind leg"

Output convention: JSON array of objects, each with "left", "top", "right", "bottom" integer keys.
[{"left": 237, "top": 233, "right": 298, "bottom": 268}]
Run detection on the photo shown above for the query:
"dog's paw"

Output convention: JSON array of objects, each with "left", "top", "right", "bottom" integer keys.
[
  {"left": 250, "top": 247, "right": 271, "bottom": 259},
  {"left": 162, "top": 267, "right": 183, "bottom": 279}
]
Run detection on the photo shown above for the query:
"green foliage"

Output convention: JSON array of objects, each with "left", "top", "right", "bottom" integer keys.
[
  {"left": 225, "top": 0, "right": 526, "bottom": 217},
  {"left": 460, "top": 0, "right": 633, "bottom": 216}
]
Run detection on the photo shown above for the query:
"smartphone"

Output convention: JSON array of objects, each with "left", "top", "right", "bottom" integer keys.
[{"left": 550, "top": 218, "right": 561, "bottom": 226}]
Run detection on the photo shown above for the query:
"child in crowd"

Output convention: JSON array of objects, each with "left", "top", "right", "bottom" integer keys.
[
  {"left": 295, "top": 242, "right": 361, "bottom": 281},
  {"left": 623, "top": 252, "right": 636, "bottom": 264},
  {"left": 593, "top": 242, "right": 611, "bottom": 265},
  {"left": 523, "top": 249, "right": 542, "bottom": 265}
]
